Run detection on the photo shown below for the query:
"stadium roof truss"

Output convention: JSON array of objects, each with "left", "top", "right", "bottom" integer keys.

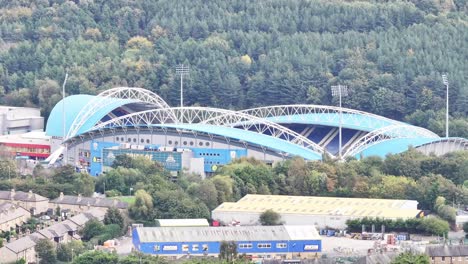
[
  {"left": 239, "top": 105, "right": 418, "bottom": 132},
  {"left": 66, "top": 87, "right": 174, "bottom": 140},
  {"left": 88, "top": 107, "right": 328, "bottom": 156},
  {"left": 343, "top": 124, "right": 440, "bottom": 157}
]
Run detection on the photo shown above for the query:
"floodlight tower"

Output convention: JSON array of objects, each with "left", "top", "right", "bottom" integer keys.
[
  {"left": 62, "top": 71, "right": 68, "bottom": 163},
  {"left": 331, "top": 85, "right": 349, "bottom": 160},
  {"left": 176, "top": 64, "right": 189, "bottom": 122},
  {"left": 442, "top": 74, "right": 449, "bottom": 138}
]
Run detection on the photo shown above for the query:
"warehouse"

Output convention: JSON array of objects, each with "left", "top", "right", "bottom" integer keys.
[
  {"left": 132, "top": 225, "right": 321, "bottom": 260},
  {"left": 155, "top": 218, "right": 210, "bottom": 227},
  {"left": 212, "top": 194, "right": 422, "bottom": 230}
]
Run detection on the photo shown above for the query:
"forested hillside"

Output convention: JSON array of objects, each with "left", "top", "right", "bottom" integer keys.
[{"left": 0, "top": 0, "right": 466, "bottom": 136}]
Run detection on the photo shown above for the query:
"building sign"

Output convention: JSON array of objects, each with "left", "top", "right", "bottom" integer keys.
[{"left": 304, "top": 245, "right": 319, "bottom": 251}]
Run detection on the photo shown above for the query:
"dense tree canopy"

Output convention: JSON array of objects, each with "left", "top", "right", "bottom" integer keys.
[{"left": 0, "top": 0, "right": 466, "bottom": 136}]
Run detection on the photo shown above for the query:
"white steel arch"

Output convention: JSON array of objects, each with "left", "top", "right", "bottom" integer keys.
[
  {"left": 343, "top": 124, "right": 440, "bottom": 158},
  {"left": 66, "top": 87, "right": 174, "bottom": 140},
  {"left": 238, "top": 105, "right": 407, "bottom": 131},
  {"left": 87, "top": 107, "right": 329, "bottom": 156}
]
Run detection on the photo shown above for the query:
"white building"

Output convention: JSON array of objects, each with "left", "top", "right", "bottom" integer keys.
[
  {"left": 212, "top": 194, "right": 422, "bottom": 230},
  {"left": 0, "top": 106, "right": 43, "bottom": 135}
]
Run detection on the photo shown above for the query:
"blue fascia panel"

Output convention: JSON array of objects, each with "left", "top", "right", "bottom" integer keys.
[
  {"left": 89, "top": 140, "right": 120, "bottom": 176},
  {"left": 135, "top": 240, "right": 321, "bottom": 255},
  {"left": 356, "top": 138, "right": 436, "bottom": 159},
  {"left": 191, "top": 148, "right": 248, "bottom": 172}
]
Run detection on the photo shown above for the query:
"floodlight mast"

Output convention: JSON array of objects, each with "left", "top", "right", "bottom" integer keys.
[
  {"left": 62, "top": 71, "right": 69, "bottom": 163},
  {"left": 176, "top": 64, "right": 190, "bottom": 122},
  {"left": 442, "top": 74, "right": 449, "bottom": 138},
  {"left": 331, "top": 85, "right": 349, "bottom": 160}
]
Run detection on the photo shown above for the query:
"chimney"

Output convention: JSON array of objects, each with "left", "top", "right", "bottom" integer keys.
[
  {"left": 10, "top": 189, "right": 15, "bottom": 200},
  {"left": 59, "top": 192, "right": 64, "bottom": 200},
  {"left": 28, "top": 190, "right": 33, "bottom": 199},
  {"left": 77, "top": 194, "right": 82, "bottom": 203}
]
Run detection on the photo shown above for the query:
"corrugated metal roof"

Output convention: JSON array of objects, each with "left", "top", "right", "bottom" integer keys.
[
  {"left": 136, "top": 225, "right": 320, "bottom": 243},
  {"left": 156, "top": 219, "right": 209, "bottom": 227},
  {"left": 426, "top": 245, "right": 468, "bottom": 257},
  {"left": 213, "top": 195, "right": 420, "bottom": 219}
]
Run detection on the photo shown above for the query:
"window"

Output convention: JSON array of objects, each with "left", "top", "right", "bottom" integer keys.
[
  {"left": 199, "top": 142, "right": 203, "bottom": 146},
  {"left": 133, "top": 138, "right": 137, "bottom": 143},
  {"left": 183, "top": 141, "right": 187, "bottom": 145},
  {"left": 239, "top": 243, "right": 253, "bottom": 249},
  {"left": 202, "top": 244, "right": 208, "bottom": 252},
  {"left": 442, "top": 257, "right": 445, "bottom": 262},
  {"left": 146, "top": 139, "right": 150, "bottom": 144},
  {"left": 127, "top": 138, "right": 131, "bottom": 142},
  {"left": 257, "top": 243, "right": 271, "bottom": 249},
  {"left": 192, "top": 245, "right": 199, "bottom": 251},
  {"left": 182, "top": 244, "right": 189, "bottom": 252},
  {"left": 141, "top": 139, "right": 144, "bottom": 143},
  {"left": 154, "top": 245, "right": 160, "bottom": 251},
  {"left": 189, "top": 141, "right": 194, "bottom": 146},
  {"left": 174, "top": 141, "right": 178, "bottom": 145},
  {"left": 205, "top": 142, "right": 210, "bottom": 146},
  {"left": 276, "top": 243, "right": 287, "bottom": 249},
  {"left": 168, "top": 140, "right": 172, "bottom": 145},
  {"left": 116, "top": 137, "right": 119, "bottom": 141}
]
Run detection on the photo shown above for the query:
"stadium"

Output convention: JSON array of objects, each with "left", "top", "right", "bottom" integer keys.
[{"left": 45, "top": 87, "right": 468, "bottom": 177}]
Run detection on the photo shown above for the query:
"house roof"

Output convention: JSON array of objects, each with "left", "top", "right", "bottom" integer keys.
[
  {"left": 0, "top": 190, "right": 48, "bottom": 202},
  {"left": 69, "top": 208, "right": 106, "bottom": 226},
  {"left": 135, "top": 225, "right": 320, "bottom": 243},
  {"left": 4, "top": 235, "right": 37, "bottom": 253},
  {"left": 51, "top": 194, "right": 128, "bottom": 209},
  {"left": 0, "top": 202, "right": 30, "bottom": 225},
  {"left": 426, "top": 245, "right": 468, "bottom": 257}
]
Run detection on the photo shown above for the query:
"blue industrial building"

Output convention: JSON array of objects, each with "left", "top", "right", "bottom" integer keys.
[
  {"left": 43, "top": 87, "right": 467, "bottom": 176},
  {"left": 132, "top": 225, "right": 321, "bottom": 260}
]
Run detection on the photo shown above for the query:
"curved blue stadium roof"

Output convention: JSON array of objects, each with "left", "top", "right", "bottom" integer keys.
[
  {"left": 46, "top": 95, "right": 136, "bottom": 137},
  {"left": 265, "top": 114, "right": 404, "bottom": 132},
  {"left": 355, "top": 138, "right": 436, "bottom": 158}
]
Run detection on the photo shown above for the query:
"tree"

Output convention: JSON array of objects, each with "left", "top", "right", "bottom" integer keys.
[
  {"left": 259, "top": 209, "right": 281, "bottom": 226},
  {"left": 104, "top": 207, "right": 125, "bottom": 231},
  {"left": 57, "top": 241, "right": 85, "bottom": 262},
  {"left": 219, "top": 241, "right": 238, "bottom": 262},
  {"left": 129, "top": 189, "right": 153, "bottom": 221},
  {"left": 120, "top": 252, "right": 169, "bottom": 264},
  {"left": 72, "top": 250, "right": 118, "bottom": 264},
  {"left": 35, "top": 239, "right": 57, "bottom": 264},
  {"left": 81, "top": 219, "right": 105, "bottom": 241},
  {"left": 391, "top": 252, "right": 430, "bottom": 264}
]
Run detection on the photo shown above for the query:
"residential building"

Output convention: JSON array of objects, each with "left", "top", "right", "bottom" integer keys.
[
  {"left": 0, "top": 202, "right": 31, "bottom": 232},
  {"left": 0, "top": 208, "right": 105, "bottom": 264},
  {"left": 0, "top": 189, "right": 49, "bottom": 215},
  {"left": 0, "top": 233, "right": 41, "bottom": 264},
  {"left": 132, "top": 225, "right": 321, "bottom": 260},
  {"left": 426, "top": 245, "right": 468, "bottom": 264},
  {"left": 212, "top": 194, "right": 422, "bottom": 229},
  {"left": 49, "top": 193, "right": 128, "bottom": 214}
]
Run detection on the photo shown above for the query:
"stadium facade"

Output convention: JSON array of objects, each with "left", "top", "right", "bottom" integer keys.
[{"left": 45, "top": 87, "right": 468, "bottom": 177}]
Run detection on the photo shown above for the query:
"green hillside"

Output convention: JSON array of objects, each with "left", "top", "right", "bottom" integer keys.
[{"left": 0, "top": 0, "right": 466, "bottom": 136}]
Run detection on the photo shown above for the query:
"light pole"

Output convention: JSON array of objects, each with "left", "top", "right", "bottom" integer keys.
[
  {"left": 175, "top": 65, "right": 190, "bottom": 110},
  {"left": 442, "top": 74, "right": 449, "bottom": 138},
  {"left": 331, "top": 85, "right": 349, "bottom": 160}
]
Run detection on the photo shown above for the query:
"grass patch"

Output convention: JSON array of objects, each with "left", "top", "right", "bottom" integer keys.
[{"left": 115, "top": 196, "right": 135, "bottom": 205}]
